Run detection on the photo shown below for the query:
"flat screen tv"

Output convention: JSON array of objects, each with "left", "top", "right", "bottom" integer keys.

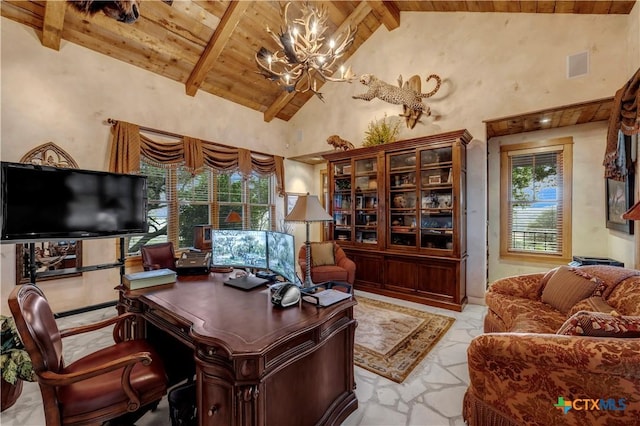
[
  {"left": 266, "top": 231, "right": 296, "bottom": 283},
  {"left": 1, "top": 161, "right": 148, "bottom": 243},
  {"left": 211, "top": 230, "right": 268, "bottom": 270}
]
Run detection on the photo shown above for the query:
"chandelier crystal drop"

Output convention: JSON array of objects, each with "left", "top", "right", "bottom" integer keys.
[{"left": 255, "top": 2, "right": 357, "bottom": 100}]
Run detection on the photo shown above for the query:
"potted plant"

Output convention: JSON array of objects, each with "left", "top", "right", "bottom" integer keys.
[
  {"left": 1, "top": 314, "right": 35, "bottom": 411},
  {"left": 362, "top": 114, "right": 401, "bottom": 147}
]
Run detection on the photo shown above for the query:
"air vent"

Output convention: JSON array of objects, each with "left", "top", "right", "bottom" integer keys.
[{"left": 567, "top": 51, "right": 589, "bottom": 79}]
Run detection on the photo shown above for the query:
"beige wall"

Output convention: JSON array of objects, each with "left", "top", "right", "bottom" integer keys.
[
  {"left": 1, "top": 8, "right": 638, "bottom": 313},
  {"left": 629, "top": 2, "right": 640, "bottom": 73},
  {"left": 289, "top": 11, "right": 634, "bottom": 303}
]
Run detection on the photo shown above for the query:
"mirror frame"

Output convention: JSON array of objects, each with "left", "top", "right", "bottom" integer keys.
[{"left": 15, "top": 242, "right": 83, "bottom": 285}]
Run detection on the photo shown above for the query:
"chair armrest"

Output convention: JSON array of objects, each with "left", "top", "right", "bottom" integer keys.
[
  {"left": 38, "top": 351, "right": 152, "bottom": 386},
  {"left": 336, "top": 256, "right": 356, "bottom": 284},
  {"left": 60, "top": 312, "right": 140, "bottom": 338},
  {"left": 467, "top": 333, "right": 640, "bottom": 423},
  {"left": 487, "top": 272, "right": 546, "bottom": 300}
]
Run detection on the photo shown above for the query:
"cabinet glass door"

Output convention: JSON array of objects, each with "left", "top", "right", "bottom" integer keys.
[
  {"left": 419, "top": 147, "right": 453, "bottom": 250},
  {"left": 354, "top": 158, "right": 378, "bottom": 245},
  {"left": 332, "top": 161, "right": 352, "bottom": 242},
  {"left": 388, "top": 152, "right": 417, "bottom": 247}
]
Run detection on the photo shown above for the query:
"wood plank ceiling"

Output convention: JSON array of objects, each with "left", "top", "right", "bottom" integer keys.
[{"left": 2, "top": 1, "right": 636, "bottom": 126}]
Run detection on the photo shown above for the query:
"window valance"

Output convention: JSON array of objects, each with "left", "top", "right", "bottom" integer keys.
[{"left": 108, "top": 120, "right": 285, "bottom": 196}]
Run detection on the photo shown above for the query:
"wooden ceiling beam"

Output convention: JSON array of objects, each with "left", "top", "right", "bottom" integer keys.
[
  {"left": 484, "top": 97, "right": 613, "bottom": 138},
  {"left": 367, "top": 1, "right": 400, "bottom": 31},
  {"left": 186, "top": 0, "right": 251, "bottom": 97},
  {"left": 264, "top": 2, "right": 374, "bottom": 122},
  {"left": 42, "top": 1, "right": 66, "bottom": 50}
]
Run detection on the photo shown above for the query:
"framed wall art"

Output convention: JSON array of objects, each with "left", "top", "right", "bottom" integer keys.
[
  {"left": 285, "top": 193, "right": 304, "bottom": 215},
  {"left": 606, "top": 177, "right": 634, "bottom": 234}
]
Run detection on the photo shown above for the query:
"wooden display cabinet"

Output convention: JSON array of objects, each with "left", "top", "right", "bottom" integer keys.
[{"left": 324, "top": 129, "right": 471, "bottom": 311}]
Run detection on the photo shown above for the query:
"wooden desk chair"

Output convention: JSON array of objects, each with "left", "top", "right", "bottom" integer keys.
[
  {"left": 8, "top": 284, "right": 168, "bottom": 426},
  {"left": 141, "top": 242, "right": 176, "bottom": 271}
]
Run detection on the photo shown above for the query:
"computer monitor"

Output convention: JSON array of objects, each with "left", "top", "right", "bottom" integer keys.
[
  {"left": 211, "top": 230, "right": 267, "bottom": 269},
  {"left": 266, "top": 231, "right": 296, "bottom": 283}
]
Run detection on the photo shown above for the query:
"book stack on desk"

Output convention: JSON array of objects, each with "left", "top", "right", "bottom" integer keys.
[{"left": 122, "top": 268, "right": 177, "bottom": 290}]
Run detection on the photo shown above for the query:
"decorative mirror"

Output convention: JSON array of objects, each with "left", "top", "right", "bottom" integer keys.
[{"left": 15, "top": 143, "right": 83, "bottom": 284}]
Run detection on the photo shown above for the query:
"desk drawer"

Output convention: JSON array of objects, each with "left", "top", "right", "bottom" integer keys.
[
  {"left": 200, "top": 375, "right": 233, "bottom": 426},
  {"left": 146, "top": 307, "right": 192, "bottom": 346},
  {"left": 264, "top": 330, "right": 315, "bottom": 370}
]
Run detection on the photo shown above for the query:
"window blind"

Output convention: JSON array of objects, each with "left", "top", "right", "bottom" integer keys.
[{"left": 508, "top": 150, "right": 563, "bottom": 254}]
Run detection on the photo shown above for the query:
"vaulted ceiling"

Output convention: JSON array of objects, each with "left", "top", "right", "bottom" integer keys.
[{"left": 2, "top": 1, "right": 636, "bottom": 124}]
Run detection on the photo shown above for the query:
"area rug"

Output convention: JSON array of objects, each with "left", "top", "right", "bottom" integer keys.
[{"left": 353, "top": 297, "right": 455, "bottom": 383}]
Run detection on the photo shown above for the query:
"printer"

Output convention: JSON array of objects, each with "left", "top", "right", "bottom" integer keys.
[{"left": 176, "top": 252, "right": 211, "bottom": 275}]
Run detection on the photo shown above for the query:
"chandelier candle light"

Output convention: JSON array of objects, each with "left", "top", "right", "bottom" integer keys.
[
  {"left": 255, "top": 2, "right": 357, "bottom": 100},
  {"left": 284, "top": 193, "right": 334, "bottom": 288}
]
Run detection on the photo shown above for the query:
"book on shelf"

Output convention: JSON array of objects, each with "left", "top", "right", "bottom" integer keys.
[{"left": 122, "top": 268, "right": 176, "bottom": 290}]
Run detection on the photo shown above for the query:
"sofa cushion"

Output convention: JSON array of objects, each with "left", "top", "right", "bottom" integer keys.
[
  {"left": 606, "top": 275, "right": 640, "bottom": 316},
  {"left": 567, "top": 296, "right": 619, "bottom": 317},
  {"left": 557, "top": 311, "right": 640, "bottom": 338},
  {"left": 310, "top": 242, "right": 335, "bottom": 267},
  {"left": 540, "top": 266, "right": 602, "bottom": 314},
  {"left": 579, "top": 265, "right": 640, "bottom": 299},
  {"left": 486, "top": 292, "right": 566, "bottom": 333},
  {"left": 310, "top": 265, "right": 348, "bottom": 283}
]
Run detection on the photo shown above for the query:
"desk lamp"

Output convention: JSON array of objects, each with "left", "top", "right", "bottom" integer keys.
[{"left": 285, "top": 193, "right": 333, "bottom": 288}]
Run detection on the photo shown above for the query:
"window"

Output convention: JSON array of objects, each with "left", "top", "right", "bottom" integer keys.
[
  {"left": 500, "top": 137, "right": 573, "bottom": 262},
  {"left": 127, "top": 161, "right": 275, "bottom": 254}
]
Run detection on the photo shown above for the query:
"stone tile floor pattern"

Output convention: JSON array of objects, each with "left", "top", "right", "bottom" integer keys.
[{"left": 1, "top": 290, "right": 486, "bottom": 426}]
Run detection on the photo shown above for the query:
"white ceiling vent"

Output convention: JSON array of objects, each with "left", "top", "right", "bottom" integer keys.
[{"left": 567, "top": 51, "right": 589, "bottom": 79}]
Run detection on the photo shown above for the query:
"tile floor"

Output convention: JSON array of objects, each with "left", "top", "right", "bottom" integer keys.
[{"left": 0, "top": 290, "right": 486, "bottom": 426}]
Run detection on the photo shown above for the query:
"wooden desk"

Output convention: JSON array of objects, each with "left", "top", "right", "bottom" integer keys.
[{"left": 119, "top": 273, "right": 358, "bottom": 426}]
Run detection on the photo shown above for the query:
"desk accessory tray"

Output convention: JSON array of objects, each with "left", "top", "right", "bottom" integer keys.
[{"left": 301, "top": 282, "right": 353, "bottom": 307}]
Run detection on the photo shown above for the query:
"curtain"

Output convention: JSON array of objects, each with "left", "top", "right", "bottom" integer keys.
[{"left": 109, "top": 121, "right": 286, "bottom": 195}]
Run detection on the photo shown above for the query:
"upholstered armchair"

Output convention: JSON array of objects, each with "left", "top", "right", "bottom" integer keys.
[
  {"left": 298, "top": 241, "right": 356, "bottom": 285},
  {"left": 8, "top": 284, "right": 168, "bottom": 426},
  {"left": 464, "top": 265, "right": 640, "bottom": 426},
  {"left": 141, "top": 242, "right": 177, "bottom": 271}
]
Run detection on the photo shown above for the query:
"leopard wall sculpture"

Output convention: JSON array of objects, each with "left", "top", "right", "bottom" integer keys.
[{"left": 352, "top": 74, "right": 442, "bottom": 128}]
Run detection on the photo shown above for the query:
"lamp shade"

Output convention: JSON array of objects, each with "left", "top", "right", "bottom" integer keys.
[
  {"left": 285, "top": 194, "right": 333, "bottom": 223},
  {"left": 623, "top": 200, "right": 640, "bottom": 220},
  {"left": 225, "top": 210, "right": 243, "bottom": 223}
]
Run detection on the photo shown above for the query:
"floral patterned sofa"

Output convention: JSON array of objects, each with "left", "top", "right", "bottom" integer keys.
[{"left": 463, "top": 265, "right": 640, "bottom": 426}]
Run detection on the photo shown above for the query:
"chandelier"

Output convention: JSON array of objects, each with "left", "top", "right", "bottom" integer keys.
[{"left": 255, "top": 2, "right": 357, "bottom": 100}]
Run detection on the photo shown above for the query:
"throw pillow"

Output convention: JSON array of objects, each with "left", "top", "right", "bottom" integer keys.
[
  {"left": 311, "top": 242, "right": 335, "bottom": 267},
  {"left": 539, "top": 266, "right": 560, "bottom": 294},
  {"left": 567, "top": 296, "right": 619, "bottom": 317},
  {"left": 557, "top": 311, "right": 640, "bottom": 337},
  {"left": 541, "top": 266, "right": 602, "bottom": 314}
]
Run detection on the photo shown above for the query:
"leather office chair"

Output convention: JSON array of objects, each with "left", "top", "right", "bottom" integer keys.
[
  {"left": 141, "top": 242, "right": 176, "bottom": 271},
  {"left": 298, "top": 242, "right": 356, "bottom": 285},
  {"left": 8, "top": 284, "right": 168, "bottom": 426}
]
